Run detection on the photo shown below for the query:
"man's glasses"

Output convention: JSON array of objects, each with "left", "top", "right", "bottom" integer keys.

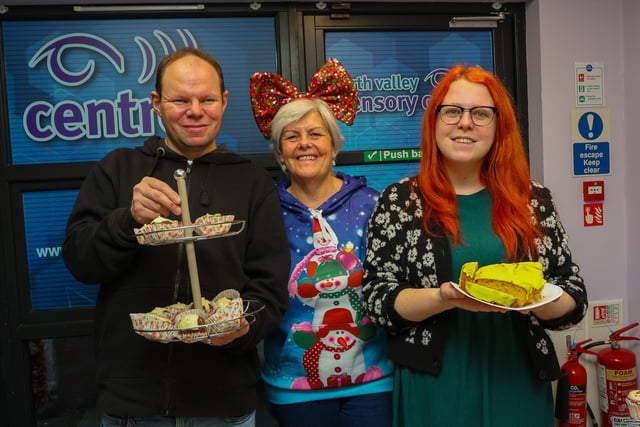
[{"left": 436, "top": 104, "right": 498, "bottom": 126}]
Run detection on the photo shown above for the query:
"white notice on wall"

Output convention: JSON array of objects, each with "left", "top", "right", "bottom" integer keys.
[{"left": 575, "top": 62, "right": 604, "bottom": 107}]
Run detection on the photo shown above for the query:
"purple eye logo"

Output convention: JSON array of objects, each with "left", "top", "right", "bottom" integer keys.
[
  {"left": 417, "top": 67, "right": 449, "bottom": 110},
  {"left": 28, "top": 30, "right": 198, "bottom": 86},
  {"left": 29, "top": 33, "right": 125, "bottom": 87},
  {"left": 423, "top": 67, "right": 449, "bottom": 88}
]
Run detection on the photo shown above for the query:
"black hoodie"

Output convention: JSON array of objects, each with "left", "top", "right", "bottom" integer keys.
[{"left": 62, "top": 136, "right": 290, "bottom": 417}]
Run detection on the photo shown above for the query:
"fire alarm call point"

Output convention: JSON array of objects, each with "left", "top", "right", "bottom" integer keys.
[{"left": 583, "top": 180, "right": 605, "bottom": 202}]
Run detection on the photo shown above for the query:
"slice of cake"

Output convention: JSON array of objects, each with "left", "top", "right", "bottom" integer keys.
[{"left": 459, "top": 261, "right": 546, "bottom": 308}]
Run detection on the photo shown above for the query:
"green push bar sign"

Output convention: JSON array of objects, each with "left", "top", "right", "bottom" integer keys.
[{"left": 364, "top": 148, "right": 422, "bottom": 162}]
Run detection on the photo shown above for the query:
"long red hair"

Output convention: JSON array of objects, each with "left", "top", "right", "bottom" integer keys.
[{"left": 416, "top": 65, "right": 540, "bottom": 260}]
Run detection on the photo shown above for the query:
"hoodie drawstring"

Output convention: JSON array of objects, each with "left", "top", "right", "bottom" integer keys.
[{"left": 147, "top": 146, "right": 166, "bottom": 177}]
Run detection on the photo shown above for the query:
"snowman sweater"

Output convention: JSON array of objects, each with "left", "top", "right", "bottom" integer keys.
[{"left": 261, "top": 172, "right": 394, "bottom": 405}]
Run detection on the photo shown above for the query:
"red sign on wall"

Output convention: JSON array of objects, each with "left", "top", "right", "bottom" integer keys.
[
  {"left": 583, "top": 180, "right": 605, "bottom": 202},
  {"left": 584, "top": 203, "right": 604, "bottom": 226},
  {"left": 592, "top": 303, "right": 620, "bottom": 326}
]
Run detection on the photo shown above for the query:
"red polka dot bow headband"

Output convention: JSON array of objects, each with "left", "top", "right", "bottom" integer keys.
[{"left": 250, "top": 58, "right": 359, "bottom": 139}]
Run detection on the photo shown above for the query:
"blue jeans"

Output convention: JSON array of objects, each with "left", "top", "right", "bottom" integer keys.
[
  {"left": 270, "top": 392, "right": 392, "bottom": 427},
  {"left": 100, "top": 411, "right": 255, "bottom": 427}
]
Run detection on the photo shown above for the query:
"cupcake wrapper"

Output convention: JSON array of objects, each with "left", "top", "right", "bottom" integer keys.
[
  {"left": 134, "top": 220, "right": 184, "bottom": 243},
  {"left": 179, "top": 331, "right": 210, "bottom": 344},
  {"left": 134, "top": 230, "right": 149, "bottom": 245},
  {"left": 130, "top": 313, "right": 176, "bottom": 343},
  {"left": 166, "top": 303, "right": 189, "bottom": 318},
  {"left": 153, "top": 222, "right": 185, "bottom": 241},
  {"left": 209, "top": 298, "right": 244, "bottom": 333},
  {"left": 214, "top": 289, "right": 241, "bottom": 302},
  {"left": 194, "top": 214, "right": 235, "bottom": 236},
  {"left": 626, "top": 398, "right": 640, "bottom": 419}
]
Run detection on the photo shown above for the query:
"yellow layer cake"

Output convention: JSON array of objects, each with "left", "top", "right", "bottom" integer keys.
[{"left": 459, "top": 261, "right": 546, "bottom": 308}]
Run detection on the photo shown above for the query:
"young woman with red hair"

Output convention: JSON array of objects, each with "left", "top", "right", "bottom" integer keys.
[{"left": 362, "top": 66, "right": 588, "bottom": 426}]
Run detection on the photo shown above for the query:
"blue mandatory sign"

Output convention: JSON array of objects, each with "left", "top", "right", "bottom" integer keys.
[
  {"left": 573, "top": 142, "right": 610, "bottom": 176},
  {"left": 578, "top": 112, "right": 604, "bottom": 141}
]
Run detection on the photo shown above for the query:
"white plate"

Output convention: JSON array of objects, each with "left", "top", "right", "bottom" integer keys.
[{"left": 450, "top": 282, "right": 564, "bottom": 311}]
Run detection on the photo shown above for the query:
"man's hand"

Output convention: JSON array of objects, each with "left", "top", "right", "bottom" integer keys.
[
  {"left": 203, "top": 318, "right": 250, "bottom": 346},
  {"left": 131, "top": 176, "right": 182, "bottom": 224}
]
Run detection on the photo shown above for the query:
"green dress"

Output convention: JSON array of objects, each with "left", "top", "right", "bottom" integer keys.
[{"left": 394, "top": 189, "right": 555, "bottom": 427}]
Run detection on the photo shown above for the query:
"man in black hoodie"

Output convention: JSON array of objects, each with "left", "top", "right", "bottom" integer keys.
[{"left": 62, "top": 48, "right": 290, "bottom": 426}]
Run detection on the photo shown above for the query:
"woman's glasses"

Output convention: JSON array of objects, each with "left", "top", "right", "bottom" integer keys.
[{"left": 436, "top": 104, "right": 498, "bottom": 126}]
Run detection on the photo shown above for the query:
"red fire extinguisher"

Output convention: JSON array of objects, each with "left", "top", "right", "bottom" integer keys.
[
  {"left": 597, "top": 322, "right": 640, "bottom": 427},
  {"left": 561, "top": 338, "right": 598, "bottom": 426}
]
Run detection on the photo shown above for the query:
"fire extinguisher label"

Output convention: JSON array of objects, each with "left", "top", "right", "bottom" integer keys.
[
  {"left": 611, "top": 415, "right": 635, "bottom": 426},
  {"left": 605, "top": 367, "right": 636, "bottom": 382},
  {"left": 569, "top": 384, "right": 587, "bottom": 394},
  {"left": 598, "top": 364, "right": 638, "bottom": 427},
  {"left": 598, "top": 364, "right": 609, "bottom": 412},
  {"left": 567, "top": 385, "right": 587, "bottom": 425}
]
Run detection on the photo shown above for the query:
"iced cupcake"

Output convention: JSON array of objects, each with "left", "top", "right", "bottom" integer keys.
[
  {"left": 175, "top": 309, "right": 208, "bottom": 343},
  {"left": 626, "top": 389, "right": 640, "bottom": 419}
]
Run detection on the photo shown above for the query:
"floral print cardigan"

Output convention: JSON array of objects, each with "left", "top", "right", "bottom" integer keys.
[{"left": 361, "top": 178, "right": 588, "bottom": 382}]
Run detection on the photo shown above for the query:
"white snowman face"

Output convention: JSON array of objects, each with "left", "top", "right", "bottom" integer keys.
[
  {"left": 322, "top": 329, "right": 357, "bottom": 348},
  {"left": 314, "top": 233, "right": 331, "bottom": 248},
  {"left": 314, "top": 273, "right": 349, "bottom": 294}
]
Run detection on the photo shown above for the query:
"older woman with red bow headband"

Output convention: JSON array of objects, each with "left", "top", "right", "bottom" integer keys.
[{"left": 250, "top": 59, "right": 393, "bottom": 427}]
